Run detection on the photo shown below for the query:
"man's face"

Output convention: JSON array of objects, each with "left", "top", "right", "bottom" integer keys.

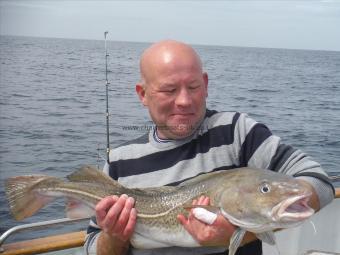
[{"left": 138, "top": 53, "right": 208, "bottom": 139}]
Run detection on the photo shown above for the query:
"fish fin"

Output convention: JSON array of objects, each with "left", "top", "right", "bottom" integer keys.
[
  {"left": 67, "top": 165, "right": 119, "bottom": 186},
  {"left": 65, "top": 198, "right": 94, "bottom": 218},
  {"left": 67, "top": 165, "right": 129, "bottom": 195},
  {"left": 256, "top": 231, "right": 276, "bottom": 245},
  {"left": 5, "top": 175, "right": 57, "bottom": 220},
  {"left": 228, "top": 228, "right": 246, "bottom": 255}
]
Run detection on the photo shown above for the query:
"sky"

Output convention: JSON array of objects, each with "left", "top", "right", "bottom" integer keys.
[{"left": 1, "top": 0, "right": 340, "bottom": 51}]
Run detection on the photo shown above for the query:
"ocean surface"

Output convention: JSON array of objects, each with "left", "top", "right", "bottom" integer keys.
[{"left": 0, "top": 35, "right": 339, "bottom": 242}]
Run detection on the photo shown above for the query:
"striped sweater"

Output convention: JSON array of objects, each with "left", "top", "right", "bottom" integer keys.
[{"left": 84, "top": 110, "right": 334, "bottom": 255}]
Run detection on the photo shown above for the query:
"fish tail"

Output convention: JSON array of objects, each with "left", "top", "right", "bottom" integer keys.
[{"left": 5, "top": 175, "right": 57, "bottom": 220}]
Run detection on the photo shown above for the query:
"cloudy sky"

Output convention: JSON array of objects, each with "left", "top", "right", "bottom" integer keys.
[{"left": 1, "top": 0, "right": 340, "bottom": 51}]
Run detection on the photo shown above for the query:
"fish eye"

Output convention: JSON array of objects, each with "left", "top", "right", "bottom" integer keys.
[{"left": 260, "top": 183, "right": 271, "bottom": 194}]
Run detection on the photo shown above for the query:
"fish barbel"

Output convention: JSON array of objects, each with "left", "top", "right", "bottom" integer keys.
[{"left": 5, "top": 166, "right": 314, "bottom": 254}]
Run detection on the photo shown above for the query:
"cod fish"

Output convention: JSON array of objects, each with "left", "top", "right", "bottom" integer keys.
[{"left": 5, "top": 166, "right": 314, "bottom": 255}]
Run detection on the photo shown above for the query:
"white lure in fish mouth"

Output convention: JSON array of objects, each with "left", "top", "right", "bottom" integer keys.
[{"left": 272, "top": 193, "right": 314, "bottom": 222}]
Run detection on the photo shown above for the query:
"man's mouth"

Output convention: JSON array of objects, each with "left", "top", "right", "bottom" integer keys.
[{"left": 172, "top": 112, "right": 194, "bottom": 116}]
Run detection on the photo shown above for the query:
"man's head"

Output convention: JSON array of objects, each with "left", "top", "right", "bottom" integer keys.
[{"left": 136, "top": 40, "right": 208, "bottom": 139}]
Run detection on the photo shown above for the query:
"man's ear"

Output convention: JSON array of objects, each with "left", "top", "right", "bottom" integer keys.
[
  {"left": 203, "top": 72, "right": 208, "bottom": 97},
  {"left": 136, "top": 83, "right": 148, "bottom": 106}
]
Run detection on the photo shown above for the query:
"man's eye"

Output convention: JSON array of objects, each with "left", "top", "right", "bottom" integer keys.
[
  {"left": 163, "top": 89, "right": 175, "bottom": 93},
  {"left": 189, "top": 85, "right": 200, "bottom": 90}
]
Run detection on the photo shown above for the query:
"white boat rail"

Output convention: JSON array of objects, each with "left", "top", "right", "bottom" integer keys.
[{"left": 0, "top": 217, "right": 90, "bottom": 251}]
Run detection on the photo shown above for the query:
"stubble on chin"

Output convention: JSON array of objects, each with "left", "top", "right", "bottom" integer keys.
[{"left": 157, "top": 123, "right": 197, "bottom": 139}]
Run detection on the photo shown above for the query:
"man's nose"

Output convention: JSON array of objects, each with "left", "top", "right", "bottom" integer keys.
[{"left": 175, "top": 88, "right": 192, "bottom": 107}]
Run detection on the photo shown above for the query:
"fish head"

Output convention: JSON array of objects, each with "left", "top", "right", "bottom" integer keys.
[{"left": 216, "top": 169, "right": 314, "bottom": 232}]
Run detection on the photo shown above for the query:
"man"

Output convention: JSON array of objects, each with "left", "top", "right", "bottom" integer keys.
[{"left": 85, "top": 40, "right": 334, "bottom": 255}]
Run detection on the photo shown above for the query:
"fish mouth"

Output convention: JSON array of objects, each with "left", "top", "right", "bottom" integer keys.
[{"left": 272, "top": 193, "right": 314, "bottom": 222}]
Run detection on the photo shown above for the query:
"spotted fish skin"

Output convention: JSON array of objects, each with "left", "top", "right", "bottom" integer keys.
[{"left": 5, "top": 165, "right": 315, "bottom": 252}]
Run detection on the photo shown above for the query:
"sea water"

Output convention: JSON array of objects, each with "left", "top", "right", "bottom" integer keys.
[{"left": 0, "top": 35, "right": 339, "bottom": 242}]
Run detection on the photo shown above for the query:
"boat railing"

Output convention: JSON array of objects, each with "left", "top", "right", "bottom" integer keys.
[
  {"left": 0, "top": 217, "right": 90, "bottom": 254},
  {"left": 329, "top": 175, "right": 340, "bottom": 181}
]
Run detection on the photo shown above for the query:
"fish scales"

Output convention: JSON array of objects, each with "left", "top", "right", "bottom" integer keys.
[{"left": 5, "top": 165, "right": 316, "bottom": 255}]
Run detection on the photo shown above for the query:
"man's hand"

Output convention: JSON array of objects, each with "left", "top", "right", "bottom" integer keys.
[
  {"left": 96, "top": 194, "right": 137, "bottom": 241},
  {"left": 95, "top": 194, "right": 137, "bottom": 255},
  {"left": 177, "top": 196, "right": 236, "bottom": 247}
]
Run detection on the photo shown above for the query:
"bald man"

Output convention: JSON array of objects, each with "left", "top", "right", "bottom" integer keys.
[{"left": 84, "top": 40, "right": 334, "bottom": 255}]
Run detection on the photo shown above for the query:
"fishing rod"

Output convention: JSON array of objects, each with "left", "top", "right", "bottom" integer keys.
[{"left": 104, "top": 31, "right": 110, "bottom": 163}]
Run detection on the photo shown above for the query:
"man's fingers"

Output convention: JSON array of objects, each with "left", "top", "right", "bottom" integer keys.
[
  {"left": 177, "top": 214, "right": 188, "bottom": 226},
  {"left": 197, "top": 195, "right": 210, "bottom": 205},
  {"left": 213, "top": 214, "right": 236, "bottom": 233},
  {"left": 102, "top": 194, "right": 128, "bottom": 232},
  {"left": 95, "top": 195, "right": 119, "bottom": 223},
  {"left": 122, "top": 208, "right": 138, "bottom": 239},
  {"left": 112, "top": 196, "right": 135, "bottom": 234},
  {"left": 94, "top": 194, "right": 138, "bottom": 242}
]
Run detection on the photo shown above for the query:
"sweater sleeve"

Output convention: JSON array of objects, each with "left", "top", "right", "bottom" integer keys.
[
  {"left": 268, "top": 143, "right": 335, "bottom": 208},
  {"left": 235, "top": 113, "right": 334, "bottom": 209},
  {"left": 84, "top": 216, "right": 101, "bottom": 255}
]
